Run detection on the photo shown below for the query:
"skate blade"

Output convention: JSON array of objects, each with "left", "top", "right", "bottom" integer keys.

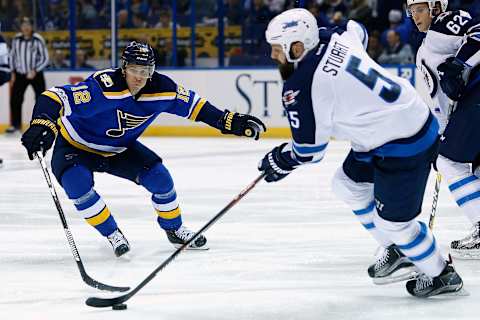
[
  {"left": 427, "top": 287, "right": 470, "bottom": 298},
  {"left": 373, "top": 269, "right": 419, "bottom": 285},
  {"left": 173, "top": 243, "right": 210, "bottom": 251},
  {"left": 450, "top": 249, "right": 480, "bottom": 260}
]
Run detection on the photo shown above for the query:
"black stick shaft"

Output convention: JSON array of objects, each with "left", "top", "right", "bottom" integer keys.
[{"left": 86, "top": 172, "right": 266, "bottom": 307}]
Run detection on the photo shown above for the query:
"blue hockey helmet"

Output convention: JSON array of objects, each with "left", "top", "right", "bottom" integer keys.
[{"left": 121, "top": 41, "right": 155, "bottom": 77}]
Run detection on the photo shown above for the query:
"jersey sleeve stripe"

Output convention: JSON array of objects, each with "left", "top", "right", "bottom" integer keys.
[
  {"left": 103, "top": 89, "right": 131, "bottom": 99},
  {"left": 137, "top": 92, "right": 176, "bottom": 101},
  {"left": 188, "top": 98, "right": 207, "bottom": 121},
  {"left": 292, "top": 142, "right": 328, "bottom": 155},
  {"left": 42, "top": 90, "right": 63, "bottom": 106}
]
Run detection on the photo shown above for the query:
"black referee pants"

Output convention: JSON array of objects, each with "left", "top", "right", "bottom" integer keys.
[{"left": 9, "top": 71, "right": 46, "bottom": 129}]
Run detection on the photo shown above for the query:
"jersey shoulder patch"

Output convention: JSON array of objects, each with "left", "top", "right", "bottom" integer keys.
[
  {"left": 431, "top": 10, "right": 472, "bottom": 36},
  {"left": 91, "top": 68, "right": 130, "bottom": 99}
]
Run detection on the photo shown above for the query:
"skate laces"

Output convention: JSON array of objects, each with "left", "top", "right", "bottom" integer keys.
[
  {"left": 175, "top": 225, "right": 195, "bottom": 241},
  {"left": 108, "top": 230, "right": 126, "bottom": 247},
  {"left": 415, "top": 274, "right": 433, "bottom": 291},
  {"left": 375, "top": 247, "right": 390, "bottom": 271}
]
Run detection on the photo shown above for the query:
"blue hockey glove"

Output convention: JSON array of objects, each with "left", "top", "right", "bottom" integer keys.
[
  {"left": 21, "top": 119, "right": 58, "bottom": 160},
  {"left": 258, "top": 143, "right": 295, "bottom": 182},
  {"left": 218, "top": 110, "right": 266, "bottom": 140},
  {"left": 437, "top": 57, "right": 468, "bottom": 101}
]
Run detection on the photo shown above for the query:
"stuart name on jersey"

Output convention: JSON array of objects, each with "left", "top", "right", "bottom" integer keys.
[
  {"left": 282, "top": 20, "right": 431, "bottom": 167},
  {"left": 321, "top": 40, "right": 350, "bottom": 76},
  {"left": 42, "top": 69, "right": 208, "bottom": 156}
]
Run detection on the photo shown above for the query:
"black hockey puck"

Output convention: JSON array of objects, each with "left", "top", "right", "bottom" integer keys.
[{"left": 112, "top": 303, "right": 127, "bottom": 310}]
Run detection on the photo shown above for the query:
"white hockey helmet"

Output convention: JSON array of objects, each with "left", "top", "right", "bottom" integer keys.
[
  {"left": 265, "top": 8, "right": 320, "bottom": 63},
  {"left": 406, "top": 0, "right": 448, "bottom": 17}
]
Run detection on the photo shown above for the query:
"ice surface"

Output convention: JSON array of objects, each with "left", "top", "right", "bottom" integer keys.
[{"left": 0, "top": 136, "right": 478, "bottom": 319}]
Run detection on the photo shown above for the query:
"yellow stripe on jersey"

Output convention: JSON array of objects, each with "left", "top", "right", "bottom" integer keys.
[
  {"left": 42, "top": 90, "right": 63, "bottom": 106},
  {"left": 103, "top": 89, "right": 131, "bottom": 98},
  {"left": 156, "top": 207, "right": 181, "bottom": 220},
  {"left": 140, "top": 92, "right": 176, "bottom": 98},
  {"left": 58, "top": 118, "right": 117, "bottom": 157},
  {"left": 188, "top": 98, "right": 207, "bottom": 121},
  {"left": 86, "top": 206, "right": 111, "bottom": 226}
]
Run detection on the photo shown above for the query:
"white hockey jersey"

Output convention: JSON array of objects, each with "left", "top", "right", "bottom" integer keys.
[
  {"left": 280, "top": 21, "right": 437, "bottom": 166},
  {"left": 416, "top": 10, "right": 480, "bottom": 133}
]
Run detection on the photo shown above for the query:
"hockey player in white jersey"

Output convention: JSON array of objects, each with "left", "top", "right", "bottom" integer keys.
[
  {"left": 408, "top": 0, "right": 480, "bottom": 259},
  {"left": 258, "top": 8, "right": 464, "bottom": 297}
]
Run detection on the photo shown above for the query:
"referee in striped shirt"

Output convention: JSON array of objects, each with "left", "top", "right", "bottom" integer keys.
[{"left": 7, "top": 17, "right": 49, "bottom": 134}]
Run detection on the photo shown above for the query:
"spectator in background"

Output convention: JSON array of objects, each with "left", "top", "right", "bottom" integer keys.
[
  {"left": 77, "top": 0, "right": 99, "bottom": 29},
  {"left": 380, "top": 9, "right": 413, "bottom": 48},
  {"left": 377, "top": 30, "right": 413, "bottom": 64},
  {"left": 76, "top": 49, "right": 95, "bottom": 69},
  {"left": 154, "top": 10, "right": 180, "bottom": 29},
  {"left": 348, "top": 0, "right": 373, "bottom": 30},
  {"left": 8, "top": 17, "right": 48, "bottom": 134},
  {"left": 118, "top": 9, "right": 129, "bottom": 28},
  {"left": 132, "top": 13, "right": 148, "bottom": 28},
  {"left": 367, "top": 30, "right": 383, "bottom": 62},
  {"left": 307, "top": 3, "right": 332, "bottom": 28},
  {"left": 244, "top": 0, "right": 272, "bottom": 55},
  {"left": 319, "top": 0, "right": 348, "bottom": 24},
  {"left": 49, "top": 49, "right": 68, "bottom": 69},
  {"left": 266, "top": 0, "right": 287, "bottom": 15},
  {"left": 44, "top": 0, "right": 68, "bottom": 31},
  {"left": 225, "top": 0, "right": 245, "bottom": 25}
]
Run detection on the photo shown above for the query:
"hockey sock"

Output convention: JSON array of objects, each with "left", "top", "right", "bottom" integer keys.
[
  {"left": 62, "top": 165, "right": 118, "bottom": 236},
  {"left": 332, "top": 167, "right": 392, "bottom": 247},
  {"left": 437, "top": 155, "right": 480, "bottom": 224},
  {"left": 139, "top": 162, "right": 182, "bottom": 231},
  {"left": 375, "top": 216, "right": 445, "bottom": 277}
]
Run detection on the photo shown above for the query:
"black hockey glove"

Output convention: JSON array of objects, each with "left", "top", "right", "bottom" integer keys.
[
  {"left": 437, "top": 57, "right": 468, "bottom": 101},
  {"left": 218, "top": 110, "right": 266, "bottom": 140},
  {"left": 21, "top": 119, "right": 58, "bottom": 160},
  {"left": 258, "top": 143, "right": 295, "bottom": 183}
]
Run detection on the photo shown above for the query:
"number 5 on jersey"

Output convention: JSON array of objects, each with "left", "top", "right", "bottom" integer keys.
[
  {"left": 346, "top": 55, "right": 401, "bottom": 103},
  {"left": 288, "top": 111, "right": 300, "bottom": 128}
]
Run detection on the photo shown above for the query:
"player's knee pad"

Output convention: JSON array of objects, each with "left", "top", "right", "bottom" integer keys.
[
  {"left": 436, "top": 155, "right": 471, "bottom": 181},
  {"left": 138, "top": 162, "right": 174, "bottom": 194},
  {"left": 331, "top": 167, "right": 373, "bottom": 206},
  {"left": 61, "top": 165, "right": 94, "bottom": 199}
]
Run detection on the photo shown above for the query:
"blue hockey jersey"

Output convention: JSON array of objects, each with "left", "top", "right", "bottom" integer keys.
[{"left": 39, "top": 68, "right": 217, "bottom": 156}]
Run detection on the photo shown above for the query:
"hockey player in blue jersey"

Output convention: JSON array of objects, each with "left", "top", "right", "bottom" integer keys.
[
  {"left": 20, "top": 41, "right": 266, "bottom": 257},
  {"left": 258, "top": 8, "right": 464, "bottom": 297},
  {"left": 408, "top": 0, "right": 480, "bottom": 259}
]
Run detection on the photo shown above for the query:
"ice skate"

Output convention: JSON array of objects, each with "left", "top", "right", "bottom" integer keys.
[
  {"left": 107, "top": 228, "right": 130, "bottom": 257},
  {"left": 450, "top": 222, "right": 480, "bottom": 259},
  {"left": 165, "top": 225, "right": 208, "bottom": 250},
  {"left": 406, "top": 260, "right": 465, "bottom": 298},
  {"left": 368, "top": 244, "right": 418, "bottom": 285}
]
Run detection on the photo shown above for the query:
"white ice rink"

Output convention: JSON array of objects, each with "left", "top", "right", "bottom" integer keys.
[{"left": 0, "top": 135, "right": 478, "bottom": 320}]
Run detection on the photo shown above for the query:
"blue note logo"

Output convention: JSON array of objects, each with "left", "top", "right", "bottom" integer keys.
[{"left": 106, "top": 110, "right": 153, "bottom": 137}]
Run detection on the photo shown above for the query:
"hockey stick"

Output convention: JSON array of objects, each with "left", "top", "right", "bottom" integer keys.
[
  {"left": 429, "top": 171, "right": 442, "bottom": 229},
  {"left": 36, "top": 152, "right": 130, "bottom": 292},
  {"left": 86, "top": 172, "right": 266, "bottom": 308}
]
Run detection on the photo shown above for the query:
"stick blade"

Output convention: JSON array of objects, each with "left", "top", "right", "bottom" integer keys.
[{"left": 85, "top": 294, "right": 130, "bottom": 308}]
